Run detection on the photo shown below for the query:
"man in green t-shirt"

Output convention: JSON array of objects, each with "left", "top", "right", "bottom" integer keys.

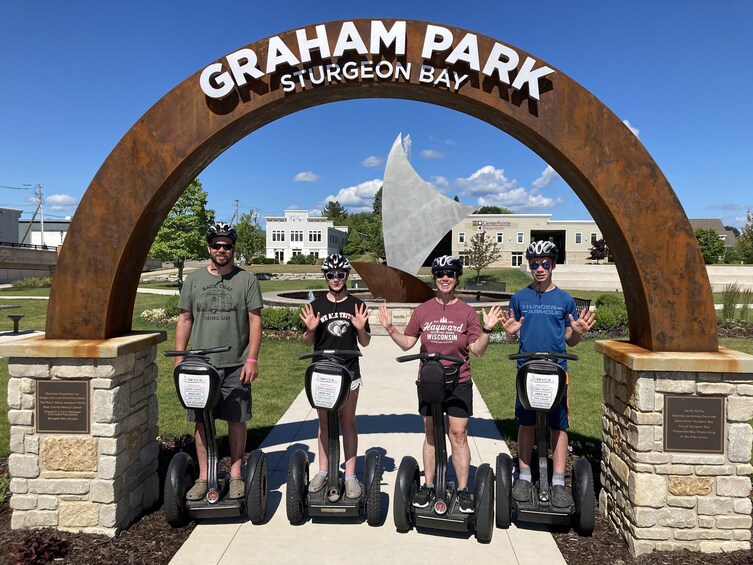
[{"left": 174, "top": 222, "right": 263, "bottom": 501}]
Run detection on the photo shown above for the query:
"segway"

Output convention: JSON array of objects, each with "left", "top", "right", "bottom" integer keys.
[
  {"left": 393, "top": 352, "right": 494, "bottom": 543},
  {"left": 163, "top": 346, "right": 268, "bottom": 527},
  {"left": 286, "top": 349, "right": 382, "bottom": 526},
  {"left": 496, "top": 351, "right": 594, "bottom": 535}
]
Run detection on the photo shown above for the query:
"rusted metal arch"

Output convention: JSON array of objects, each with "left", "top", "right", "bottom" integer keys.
[{"left": 46, "top": 19, "right": 717, "bottom": 351}]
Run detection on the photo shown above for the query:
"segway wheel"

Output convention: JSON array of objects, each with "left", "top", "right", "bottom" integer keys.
[
  {"left": 474, "top": 463, "right": 494, "bottom": 543},
  {"left": 572, "top": 457, "right": 595, "bottom": 536},
  {"left": 364, "top": 449, "right": 382, "bottom": 527},
  {"left": 393, "top": 456, "right": 419, "bottom": 532},
  {"left": 164, "top": 452, "right": 195, "bottom": 528},
  {"left": 286, "top": 449, "right": 309, "bottom": 524},
  {"left": 245, "top": 449, "right": 268, "bottom": 524},
  {"left": 495, "top": 453, "right": 513, "bottom": 529}
]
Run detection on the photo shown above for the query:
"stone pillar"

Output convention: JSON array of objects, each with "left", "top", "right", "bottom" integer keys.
[
  {"left": 0, "top": 332, "right": 165, "bottom": 536},
  {"left": 597, "top": 341, "right": 753, "bottom": 556}
]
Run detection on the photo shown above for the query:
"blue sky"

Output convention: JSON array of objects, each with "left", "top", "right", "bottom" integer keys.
[{"left": 1, "top": 1, "right": 751, "bottom": 229}]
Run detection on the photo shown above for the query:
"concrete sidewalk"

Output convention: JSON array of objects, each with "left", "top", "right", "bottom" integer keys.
[{"left": 170, "top": 335, "right": 566, "bottom": 565}]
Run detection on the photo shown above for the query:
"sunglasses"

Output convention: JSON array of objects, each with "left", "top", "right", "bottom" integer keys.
[
  {"left": 325, "top": 272, "right": 347, "bottom": 280},
  {"left": 210, "top": 242, "right": 234, "bottom": 250},
  {"left": 434, "top": 270, "right": 458, "bottom": 279},
  {"left": 530, "top": 261, "right": 551, "bottom": 270}
]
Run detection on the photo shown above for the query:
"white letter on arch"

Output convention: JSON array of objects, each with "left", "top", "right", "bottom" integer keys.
[
  {"left": 199, "top": 63, "right": 235, "bottom": 99},
  {"left": 445, "top": 33, "right": 480, "bottom": 71},
  {"left": 333, "top": 21, "right": 368, "bottom": 57},
  {"left": 481, "top": 42, "right": 520, "bottom": 85},
  {"left": 296, "top": 24, "right": 331, "bottom": 63},
  {"left": 422, "top": 25, "right": 454, "bottom": 59},
  {"left": 370, "top": 20, "right": 406, "bottom": 55},
  {"left": 266, "top": 36, "right": 301, "bottom": 73},
  {"left": 226, "top": 49, "right": 264, "bottom": 88}
]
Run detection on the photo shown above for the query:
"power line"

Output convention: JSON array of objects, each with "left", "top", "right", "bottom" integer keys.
[{"left": 0, "top": 184, "right": 32, "bottom": 190}]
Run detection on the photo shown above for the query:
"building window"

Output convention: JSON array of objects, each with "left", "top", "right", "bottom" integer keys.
[
  {"left": 591, "top": 233, "right": 598, "bottom": 245},
  {"left": 313, "top": 251, "right": 319, "bottom": 258},
  {"left": 512, "top": 252, "right": 523, "bottom": 267},
  {"left": 459, "top": 254, "right": 469, "bottom": 266},
  {"left": 291, "top": 250, "right": 302, "bottom": 257},
  {"left": 458, "top": 232, "right": 465, "bottom": 244},
  {"left": 272, "top": 230, "right": 285, "bottom": 242},
  {"left": 274, "top": 250, "right": 284, "bottom": 262},
  {"left": 516, "top": 232, "right": 524, "bottom": 244},
  {"left": 496, "top": 232, "right": 504, "bottom": 243},
  {"left": 575, "top": 232, "right": 582, "bottom": 244},
  {"left": 291, "top": 230, "right": 303, "bottom": 242},
  {"left": 309, "top": 230, "right": 322, "bottom": 242}
]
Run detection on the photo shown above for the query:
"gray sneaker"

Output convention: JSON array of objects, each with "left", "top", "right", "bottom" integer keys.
[
  {"left": 551, "top": 485, "right": 573, "bottom": 508},
  {"left": 512, "top": 479, "right": 531, "bottom": 502},
  {"left": 345, "top": 479, "right": 362, "bottom": 499},
  {"left": 186, "top": 479, "right": 207, "bottom": 501},
  {"left": 309, "top": 473, "right": 327, "bottom": 493}
]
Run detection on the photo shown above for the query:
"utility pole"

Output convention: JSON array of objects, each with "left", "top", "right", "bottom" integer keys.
[
  {"left": 230, "top": 199, "right": 240, "bottom": 225},
  {"left": 34, "top": 184, "right": 45, "bottom": 247}
]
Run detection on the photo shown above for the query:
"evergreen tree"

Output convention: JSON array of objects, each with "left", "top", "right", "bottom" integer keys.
[
  {"left": 322, "top": 200, "right": 348, "bottom": 223},
  {"left": 589, "top": 238, "right": 610, "bottom": 264},
  {"left": 149, "top": 179, "right": 215, "bottom": 287}
]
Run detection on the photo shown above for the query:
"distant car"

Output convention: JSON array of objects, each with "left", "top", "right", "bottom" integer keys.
[{"left": 255, "top": 272, "right": 273, "bottom": 281}]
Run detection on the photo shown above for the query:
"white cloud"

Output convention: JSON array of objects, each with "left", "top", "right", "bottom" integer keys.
[
  {"left": 431, "top": 176, "right": 450, "bottom": 189},
  {"left": 531, "top": 165, "right": 561, "bottom": 191},
  {"left": 420, "top": 149, "right": 444, "bottom": 159},
  {"left": 318, "top": 179, "right": 382, "bottom": 213},
  {"left": 294, "top": 171, "right": 321, "bottom": 182},
  {"left": 361, "top": 156, "right": 384, "bottom": 168},
  {"left": 455, "top": 165, "right": 559, "bottom": 211},
  {"left": 622, "top": 119, "right": 640, "bottom": 138},
  {"left": 46, "top": 193, "right": 78, "bottom": 211}
]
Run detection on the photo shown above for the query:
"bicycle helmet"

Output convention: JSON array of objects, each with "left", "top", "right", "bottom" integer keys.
[
  {"left": 321, "top": 253, "right": 351, "bottom": 272},
  {"left": 431, "top": 255, "right": 463, "bottom": 276},
  {"left": 206, "top": 222, "right": 237, "bottom": 243},
  {"left": 525, "top": 240, "right": 558, "bottom": 260}
]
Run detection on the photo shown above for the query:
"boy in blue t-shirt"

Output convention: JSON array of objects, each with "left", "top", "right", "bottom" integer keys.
[{"left": 501, "top": 241, "right": 595, "bottom": 508}]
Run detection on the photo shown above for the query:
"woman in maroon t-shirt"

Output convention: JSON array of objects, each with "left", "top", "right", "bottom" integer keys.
[{"left": 378, "top": 256, "right": 502, "bottom": 514}]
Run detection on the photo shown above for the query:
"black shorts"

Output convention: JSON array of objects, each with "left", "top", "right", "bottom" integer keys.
[
  {"left": 187, "top": 365, "right": 252, "bottom": 423},
  {"left": 417, "top": 379, "right": 473, "bottom": 418}
]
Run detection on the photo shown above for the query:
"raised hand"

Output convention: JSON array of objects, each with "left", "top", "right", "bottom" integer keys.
[
  {"left": 569, "top": 307, "right": 596, "bottom": 336},
  {"left": 481, "top": 305, "right": 503, "bottom": 331},
  {"left": 298, "top": 303, "right": 321, "bottom": 332},
  {"left": 377, "top": 303, "right": 392, "bottom": 329},
  {"left": 501, "top": 308, "right": 524, "bottom": 335},
  {"left": 352, "top": 302, "right": 370, "bottom": 331}
]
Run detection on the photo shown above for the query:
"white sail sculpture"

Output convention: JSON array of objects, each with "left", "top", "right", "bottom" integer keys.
[{"left": 382, "top": 133, "right": 477, "bottom": 276}]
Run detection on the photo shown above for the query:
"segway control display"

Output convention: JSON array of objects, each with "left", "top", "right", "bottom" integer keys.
[
  {"left": 178, "top": 372, "right": 212, "bottom": 409},
  {"left": 310, "top": 369, "right": 344, "bottom": 410},
  {"left": 526, "top": 371, "right": 559, "bottom": 410}
]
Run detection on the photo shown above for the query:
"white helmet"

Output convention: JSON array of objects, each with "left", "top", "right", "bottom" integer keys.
[{"left": 525, "top": 240, "right": 558, "bottom": 260}]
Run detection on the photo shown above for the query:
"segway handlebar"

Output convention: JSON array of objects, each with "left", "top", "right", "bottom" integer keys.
[
  {"left": 508, "top": 351, "right": 578, "bottom": 362},
  {"left": 396, "top": 352, "right": 465, "bottom": 365},
  {"left": 164, "top": 346, "right": 232, "bottom": 357},
  {"left": 298, "top": 349, "right": 362, "bottom": 360}
]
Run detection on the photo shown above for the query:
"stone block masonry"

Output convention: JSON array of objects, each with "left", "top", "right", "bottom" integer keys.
[
  {"left": 1, "top": 332, "right": 166, "bottom": 536},
  {"left": 597, "top": 341, "right": 753, "bottom": 556}
]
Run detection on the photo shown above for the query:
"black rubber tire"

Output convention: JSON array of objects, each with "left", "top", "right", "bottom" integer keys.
[
  {"left": 474, "top": 463, "right": 494, "bottom": 543},
  {"left": 164, "top": 452, "right": 195, "bottom": 528},
  {"left": 572, "top": 457, "right": 595, "bottom": 536},
  {"left": 286, "top": 449, "right": 309, "bottom": 524},
  {"left": 364, "top": 449, "right": 382, "bottom": 527},
  {"left": 245, "top": 449, "right": 268, "bottom": 524},
  {"left": 393, "top": 456, "right": 419, "bottom": 532},
  {"left": 495, "top": 453, "right": 513, "bottom": 529}
]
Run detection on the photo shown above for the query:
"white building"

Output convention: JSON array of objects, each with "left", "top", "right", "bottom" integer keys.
[
  {"left": 452, "top": 214, "right": 603, "bottom": 266},
  {"left": 264, "top": 210, "right": 348, "bottom": 263}
]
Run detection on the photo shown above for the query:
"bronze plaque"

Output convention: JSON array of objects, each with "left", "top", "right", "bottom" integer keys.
[
  {"left": 664, "top": 396, "right": 724, "bottom": 453},
  {"left": 36, "top": 381, "right": 90, "bottom": 434}
]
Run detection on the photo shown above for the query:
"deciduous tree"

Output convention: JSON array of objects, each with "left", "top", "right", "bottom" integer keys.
[
  {"left": 235, "top": 210, "right": 265, "bottom": 264},
  {"left": 466, "top": 231, "right": 502, "bottom": 282},
  {"left": 694, "top": 228, "right": 725, "bottom": 264},
  {"left": 149, "top": 179, "right": 215, "bottom": 287}
]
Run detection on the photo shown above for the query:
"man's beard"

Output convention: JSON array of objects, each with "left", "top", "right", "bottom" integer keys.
[{"left": 211, "top": 252, "right": 233, "bottom": 269}]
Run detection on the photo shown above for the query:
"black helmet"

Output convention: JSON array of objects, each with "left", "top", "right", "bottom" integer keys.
[
  {"left": 431, "top": 255, "right": 463, "bottom": 276},
  {"left": 206, "top": 222, "right": 237, "bottom": 243},
  {"left": 321, "top": 253, "right": 351, "bottom": 272},
  {"left": 525, "top": 240, "right": 558, "bottom": 260}
]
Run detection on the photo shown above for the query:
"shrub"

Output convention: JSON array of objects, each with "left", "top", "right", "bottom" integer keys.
[
  {"left": 262, "top": 307, "right": 305, "bottom": 331},
  {"left": 739, "top": 288, "right": 752, "bottom": 322},
  {"left": 288, "top": 254, "right": 316, "bottom": 265},
  {"left": 251, "top": 256, "right": 278, "bottom": 264},
  {"left": 594, "top": 303, "right": 628, "bottom": 330},
  {"left": 12, "top": 276, "right": 52, "bottom": 289},
  {"left": 164, "top": 294, "right": 181, "bottom": 317},
  {"left": 594, "top": 293, "right": 623, "bottom": 308},
  {"left": 140, "top": 307, "right": 178, "bottom": 327}
]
